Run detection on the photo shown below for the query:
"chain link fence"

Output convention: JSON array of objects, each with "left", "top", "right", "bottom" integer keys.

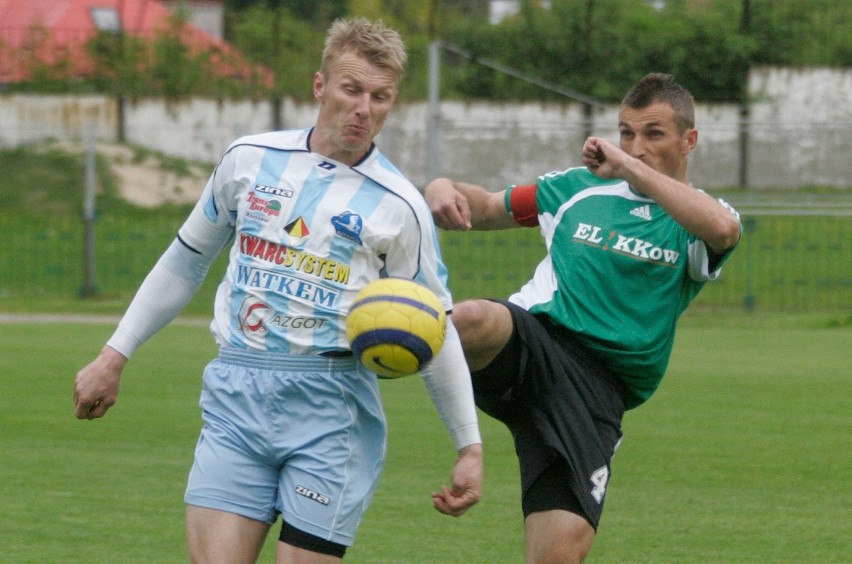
[
  {"left": 440, "top": 199, "right": 851, "bottom": 313},
  {"left": 4, "top": 198, "right": 848, "bottom": 314}
]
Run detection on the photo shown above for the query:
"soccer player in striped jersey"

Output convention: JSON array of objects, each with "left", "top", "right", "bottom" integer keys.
[
  {"left": 425, "top": 73, "right": 741, "bottom": 563},
  {"left": 74, "top": 18, "right": 482, "bottom": 563}
]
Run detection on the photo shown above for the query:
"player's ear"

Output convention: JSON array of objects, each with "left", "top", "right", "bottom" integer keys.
[
  {"left": 681, "top": 128, "right": 698, "bottom": 156},
  {"left": 313, "top": 71, "right": 325, "bottom": 101}
]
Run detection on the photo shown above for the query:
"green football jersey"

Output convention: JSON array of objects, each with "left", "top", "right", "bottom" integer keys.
[{"left": 507, "top": 167, "right": 739, "bottom": 409}]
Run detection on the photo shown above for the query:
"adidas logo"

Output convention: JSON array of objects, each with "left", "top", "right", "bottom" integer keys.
[{"left": 630, "top": 204, "right": 652, "bottom": 220}]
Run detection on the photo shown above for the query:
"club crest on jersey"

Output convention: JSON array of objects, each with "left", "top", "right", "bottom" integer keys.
[
  {"left": 331, "top": 211, "right": 363, "bottom": 245},
  {"left": 282, "top": 217, "right": 310, "bottom": 246}
]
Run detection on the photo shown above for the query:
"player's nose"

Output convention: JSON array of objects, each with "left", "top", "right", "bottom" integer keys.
[{"left": 354, "top": 93, "right": 371, "bottom": 118}]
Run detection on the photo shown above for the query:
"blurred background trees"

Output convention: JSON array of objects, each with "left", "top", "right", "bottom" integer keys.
[
  {"left": 8, "top": 0, "right": 852, "bottom": 102},
  {"left": 225, "top": 0, "right": 849, "bottom": 102}
]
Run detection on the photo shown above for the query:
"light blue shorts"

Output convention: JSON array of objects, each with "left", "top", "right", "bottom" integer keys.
[{"left": 184, "top": 348, "right": 387, "bottom": 546}]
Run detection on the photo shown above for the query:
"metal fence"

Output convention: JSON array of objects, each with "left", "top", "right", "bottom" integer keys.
[
  {"left": 1, "top": 199, "right": 849, "bottom": 314},
  {"left": 692, "top": 206, "right": 851, "bottom": 312},
  {"left": 440, "top": 201, "right": 851, "bottom": 313}
]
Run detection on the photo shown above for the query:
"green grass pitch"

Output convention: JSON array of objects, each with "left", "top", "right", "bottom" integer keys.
[{"left": 0, "top": 316, "right": 849, "bottom": 562}]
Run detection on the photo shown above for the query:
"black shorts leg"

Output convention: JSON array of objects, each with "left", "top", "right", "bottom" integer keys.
[
  {"left": 280, "top": 520, "right": 346, "bottom": 558},
  {"left": 522, "top": 456, "right": 585, "bottom": 520},
  {"left": 470, "top": 317, "right": 525, "bottom": 425},
  {"left": 474, "top": 300, "right": 626, "bottom": 530}
]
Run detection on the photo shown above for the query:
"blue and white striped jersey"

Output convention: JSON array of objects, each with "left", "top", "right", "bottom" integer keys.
[{"left": 178, "top": 128, "right": 452, "bottom": 354}]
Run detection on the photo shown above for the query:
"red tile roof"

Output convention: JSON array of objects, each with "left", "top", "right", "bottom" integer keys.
[{"left": 0, "top": 0, "right": 273, "bottom": 88}]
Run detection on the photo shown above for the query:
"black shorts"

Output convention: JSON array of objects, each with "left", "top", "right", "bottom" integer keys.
[{"left": 471, "top": 300, "right": 626, "bottom": 529}]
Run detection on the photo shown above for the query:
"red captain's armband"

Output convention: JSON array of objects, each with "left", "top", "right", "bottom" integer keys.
[{"left": 504, "top": 184, "right": 539, "bottom": 227}]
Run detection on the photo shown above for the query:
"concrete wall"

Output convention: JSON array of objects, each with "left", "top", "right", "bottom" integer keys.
[
  {"left": 748, "top": 67, "right": 852, "bottom": 189},
  {"left": 0, "top": 66, "right": 849, "bottom": 190},
  {"left": 0, "top": 95, "right": 117, "bottom": 146}
]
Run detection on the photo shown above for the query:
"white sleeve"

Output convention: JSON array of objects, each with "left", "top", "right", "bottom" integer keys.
[
  {"left": 419, "top": 320, "right": 482, "bottom": 451},
  {"left": 106, "top": 238, "right": 216, "bottom": 358},
  {"left": 687, "top": 195, "right": 741, "bottom": 281}
]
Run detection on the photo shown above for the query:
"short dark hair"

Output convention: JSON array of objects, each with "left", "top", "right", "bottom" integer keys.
[{"left": 622, "top": 73, "right": 695, "bottom": 132}]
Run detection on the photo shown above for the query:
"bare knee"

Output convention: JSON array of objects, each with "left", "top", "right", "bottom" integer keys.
[
  {"left": 450, "top": 300, "right": 512, "bottom": 370},
  {"left": 450, "top": 300, "right": 494, "bottom": 347}
]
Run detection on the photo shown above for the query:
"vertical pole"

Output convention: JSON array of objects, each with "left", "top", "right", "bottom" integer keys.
[
  {"left": 739, "top": 0, "right": 751, "bottom": 190},
  {"left": 742, "top": 216, "right": 756, "bottom": 311},
  {"left": 426, "top": 40, "right": 441, "bottom": 183},
  {"left": 82, "top": 123, "right": 98, "bottom": 296},
  {"left": 738, "top": 101, "right": 750, "bottom": 190},
  {"left": 270, "top": 0, "right": 282, "bottom": 130},
  {"left": 116, "top": 0, "right": 126, "bottom": 142},
  {"left": 271, "top": 97, "right": 283, "bottom": 131},
  {"left": 582, "top": 102, "right": 594, "bottom": 140},
  {"left": 116, "top": 97, "right": 126, "bottom": 143}
]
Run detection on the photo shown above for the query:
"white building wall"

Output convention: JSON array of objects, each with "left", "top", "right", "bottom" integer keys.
[{"left": 0, "top": 67, "right": 849, "bottom": 190}]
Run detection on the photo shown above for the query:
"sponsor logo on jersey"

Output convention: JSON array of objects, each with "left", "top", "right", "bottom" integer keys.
[
  {"left": 254, "top": 184, "right": 294, "bottom": 198},
  {"left": 573, "top": 222, "right": 680, "bottom": 266},
  {"left": 266, "top": 314, "right": 327, "bottom": 329},
  {"left": 331, "top": 211, "right": 363, "bottom": 245},
  {"left": 295, "top": 485, "right": 331, "bottom": 505},
  {"left": 239, "top": 234, "right": 350, "bottom": 284},
  {"left": 237, "top": 265, "right": 341, "bottom": 307},
  {"left": 239, "top": 298, "right": 270, "bottom": 337},
  {"left": 238, "top": 297, "right": 327, "bottom": 339},
  {"left": 629, "top": 204, "right": 652, "bottom": 220},
  {"left": 246, "top": 192, "right": 281, "bottom": 219}
]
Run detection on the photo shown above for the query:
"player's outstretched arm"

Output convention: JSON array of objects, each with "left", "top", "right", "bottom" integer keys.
[
  {"left": 432, "top": 443, "right": 483, "bottom": 517},
  {"left": 74, "top": 345, "right": 127, "bottom": 420},
  {"left": 424, "top": 177, "right": 472, "bottom": 230},
  {"left": 424, "top": 177, "right": 516, "bottom": 231}
]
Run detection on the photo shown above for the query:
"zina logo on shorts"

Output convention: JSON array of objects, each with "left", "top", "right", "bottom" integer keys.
[{"left": 295, "top": 485, "right": 331, "bottom": 505}]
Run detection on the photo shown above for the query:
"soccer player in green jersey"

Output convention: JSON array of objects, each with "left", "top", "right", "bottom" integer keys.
[{"left": 424, "top": 73, "right": 741, "bottom": 563}]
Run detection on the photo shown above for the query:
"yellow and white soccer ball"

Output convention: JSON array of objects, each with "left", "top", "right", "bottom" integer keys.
[{"left": 346, "top": 278, "right": 447, "bottom": 378}]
